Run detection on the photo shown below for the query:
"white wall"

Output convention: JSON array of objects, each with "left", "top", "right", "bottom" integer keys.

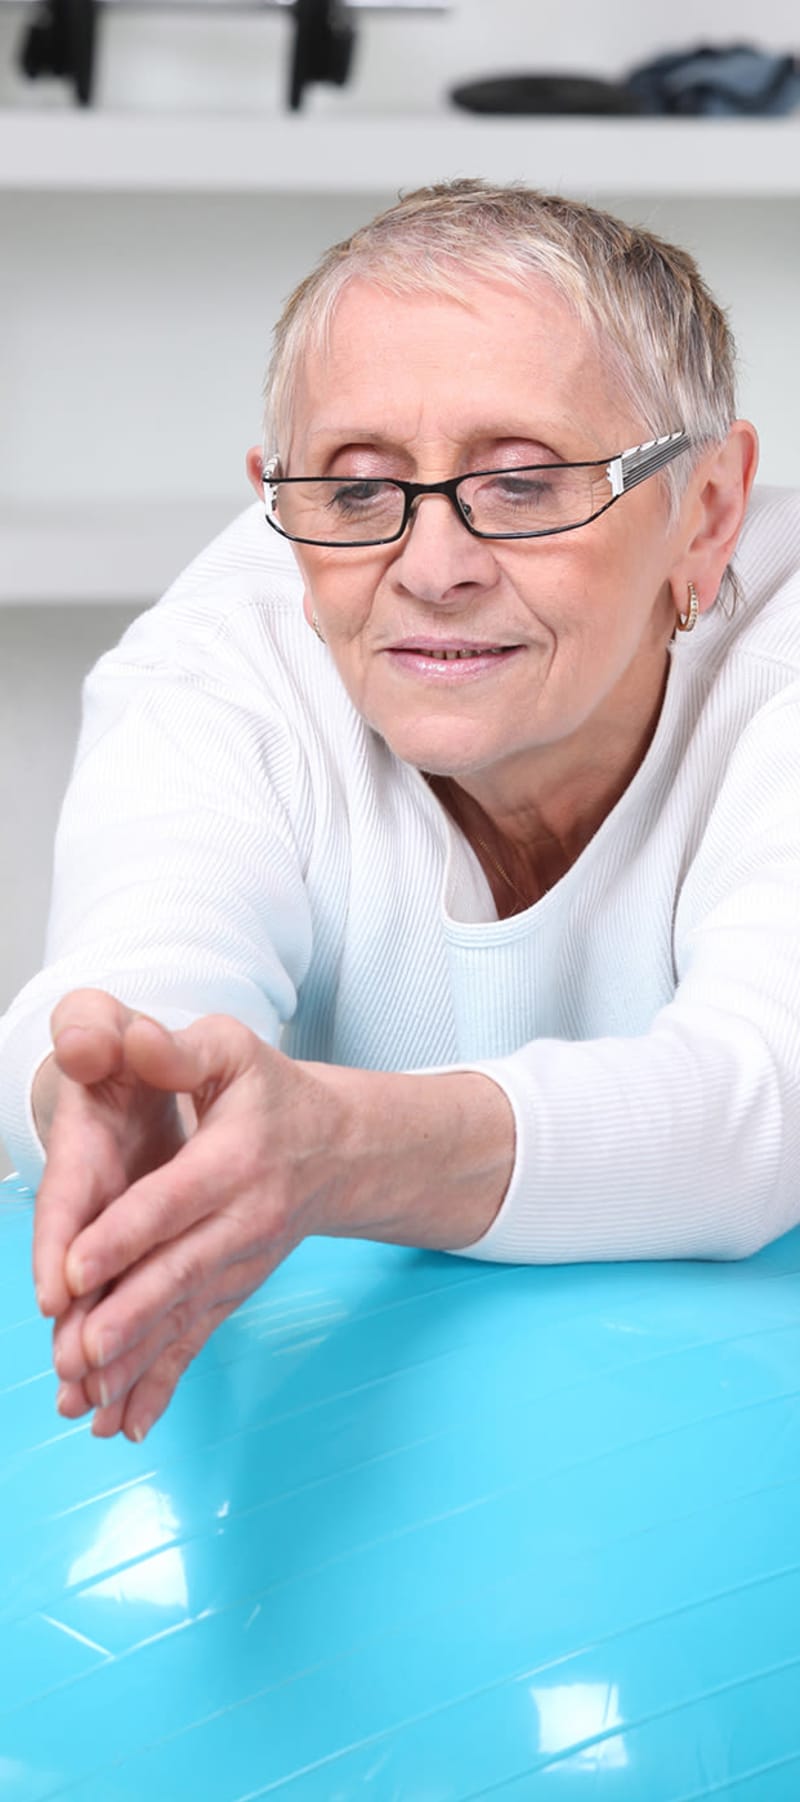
[
  {"left": 3, "top": 188, "right": 798, "bottom": 516},
  {"left": 1, "top": 0, "right": 799, "bottom": 1174},
  {"left": 2, "top": 187, "right": 798, "bottom": 544}
]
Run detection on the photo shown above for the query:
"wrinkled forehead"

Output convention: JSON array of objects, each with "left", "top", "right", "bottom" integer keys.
[{"left": 287, "top": 274, "right": 632, "bottom": 465}]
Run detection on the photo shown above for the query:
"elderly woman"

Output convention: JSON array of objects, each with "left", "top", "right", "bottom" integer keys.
[{"left": 1, "top": 178, "right": 796, "bottom": 1447}]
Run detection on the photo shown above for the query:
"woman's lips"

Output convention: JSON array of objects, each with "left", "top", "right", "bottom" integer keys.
[{"left": 385, "top": 641, "right": 523, "bottom": 680}]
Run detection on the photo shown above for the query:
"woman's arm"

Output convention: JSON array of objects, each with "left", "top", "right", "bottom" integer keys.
[
  {"left": 0, "top": 618, "right": 314, "bottom": 1191},
  {"left": 443, "top": 685, "right": 800, "bottom": 1266}
]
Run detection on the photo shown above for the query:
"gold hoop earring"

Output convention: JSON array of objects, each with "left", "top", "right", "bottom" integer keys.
[
  {"left": 310, "top": 610, "right": 325, "bottom": 643},
  {"left": 676, "top": 581, "right": 699, "bottom": 634}
]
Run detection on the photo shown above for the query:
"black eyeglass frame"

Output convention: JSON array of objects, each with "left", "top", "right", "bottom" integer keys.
[{"left": 261, "top": 430, "right": 693, "bottom": 548}]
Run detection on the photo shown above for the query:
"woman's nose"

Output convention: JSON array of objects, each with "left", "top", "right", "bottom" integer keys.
[{"left": 390, "top": 493, "right": 498, "bottom": 604}]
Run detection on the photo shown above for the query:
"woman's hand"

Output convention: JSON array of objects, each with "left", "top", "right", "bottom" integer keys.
[
  {"left": 34, "top": 989, "right": 197, "bottom": 1438},
  {"left": 36, "top": 992, "right": 514, "bottom": 1443},
  {"left": 40, "top": 1007, "right": 348, "bottom": 1442}
]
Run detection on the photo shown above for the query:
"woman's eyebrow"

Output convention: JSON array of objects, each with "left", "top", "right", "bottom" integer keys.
[
  {"left": 303, "top": 426, "right": 572, "bottom": 459},
  {"left": 305, "top": 429, "right": 401, "bottom": 452}
]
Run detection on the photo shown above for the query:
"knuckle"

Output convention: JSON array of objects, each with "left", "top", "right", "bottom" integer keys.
[
  {"left": 169, "top": 1241, "right": 204, "bottom": 1300},
  {"left": 206, "top": 1012, "right": 258, "bottom": 1065},
  {"left": 169, "top": 1301, "right": 194, "bottom": 1346},
  {"left": 134, "top": 1343, "right": 191, "bottom": 1426}
]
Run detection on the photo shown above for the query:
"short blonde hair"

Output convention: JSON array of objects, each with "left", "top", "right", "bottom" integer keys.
[{"left": 263, "top": 178, "right": 738, "bottom": 522}]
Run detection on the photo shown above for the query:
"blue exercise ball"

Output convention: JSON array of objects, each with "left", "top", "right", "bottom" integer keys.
[{"left": 2, "top": 1169, "right": 800, "bottom": 1799}]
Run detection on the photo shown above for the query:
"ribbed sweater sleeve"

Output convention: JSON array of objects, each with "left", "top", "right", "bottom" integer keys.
[
  {"left": 455, "top": 683, "right": 800, "bottom": 1263},
  {"left": 0, "top": 588, "right": 314, "bottom": 1190}
]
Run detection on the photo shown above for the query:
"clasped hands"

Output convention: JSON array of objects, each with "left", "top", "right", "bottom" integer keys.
[
  {"left": 33, "top": 991, "right": 512, "bottom": 1444},
  {"left": 33, "top": 992, "right": 355, "bottom": 1444}
]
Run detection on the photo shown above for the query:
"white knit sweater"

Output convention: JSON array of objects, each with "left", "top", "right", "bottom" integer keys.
[{"left": 2, "top": 488, "right": 800, "bottom": 1262}]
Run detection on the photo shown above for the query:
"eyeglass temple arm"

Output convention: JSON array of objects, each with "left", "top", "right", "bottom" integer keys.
[{"left": 607, "top": 430, "right": 691, "bottom": 498}]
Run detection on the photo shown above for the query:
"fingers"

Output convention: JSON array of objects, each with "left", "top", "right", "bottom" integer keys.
[
  {"left": 81, "top": 1235, "right": 273, "bottom": 1397},
  {"left": 89, "top": 1394, "right": 128, "bottom": 1439},
  {"left": 55, "top": 1376, "right": 126, "bottom": 1437},
  {"left": 56, "top": 1377, "right": 92, "bottom": 1420},
  {"left": 55, "top": 1272, "right": 250, "bottom": 1439},
  {"left": 52, "top": 1285, "right": 109, "bottom": 1384},
  {"left": 62, "top": 1022, "right": 264, "bottom": 1302},
  {"left": 74, "top": 1242, "right": 273, "bottom": 1440},
  {"left": 50, "top": 987, "right": 133, "bottom": 1086},
  {"left": 34, "top": 990, "right": 136, "bottom": 1315},
  {"left": 64, "top": 1132, "right": 224, "bottom": 1302},
  {"left": 86, "top": 1290, "right": 244, "bottom": 1442},
  {"left": 38, "top": 1009, "right": 281, "bottom": 1443},
  {"left": 34, "top": 1098, "right": 125, "bottom": 1318},
  {"left": 123, "top": 1011, "right": 255, "bottom": 1105},
  {"left": 34, "top": 994, "right": 195, "bottom": 1319},
  {"left": 83, "top": 1301, "right": 195, "bottom": 1418},
  {"left": 115, "top": 1298, "right": 237, "bottom": 1443}
]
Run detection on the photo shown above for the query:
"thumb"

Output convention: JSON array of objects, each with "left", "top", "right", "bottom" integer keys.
[{"left": 122, "top": 1014, "right": 253, "bottom": 1111}]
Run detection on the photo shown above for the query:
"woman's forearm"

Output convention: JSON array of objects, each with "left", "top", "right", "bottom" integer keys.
[{"left": 316, "top": 1066, "right": 516, "bottom": 1251}]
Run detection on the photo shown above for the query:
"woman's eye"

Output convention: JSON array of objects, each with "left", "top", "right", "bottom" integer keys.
[
  {"left": 328, "top": 480, "right": 388, "bottom": 515},
  {"left": 486, "top": 474, "right": 557, "bottom": 504}
]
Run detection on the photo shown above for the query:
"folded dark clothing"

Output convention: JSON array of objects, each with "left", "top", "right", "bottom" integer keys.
[{"left": 626, "top": 42, "right": 800, "bottom": 116}]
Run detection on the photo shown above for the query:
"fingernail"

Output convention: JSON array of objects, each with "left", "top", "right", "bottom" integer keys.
[
  {"left": 89, "top": 1326, "right": 120, "bottom": 1368},
  {"left": 54, "top": 1025, "right": 90, "bottom": 1042},
  {"left": 71, "top": 1258, "right": 99, "bottom": 1295},
  {"left": 98, "top": 1377, "right": 111, "bottom": 1408},
  {"left": 132, "top": 1420, "right": 148, "bottom": 1444},
  {"left": 56, "top": 1384, "right": 69, "bottom": 1412}
]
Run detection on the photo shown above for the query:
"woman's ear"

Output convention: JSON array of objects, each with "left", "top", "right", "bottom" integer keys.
[
  {"left": 669, "top": 421, "right": 759, "bottom": 615},
  {"left": 245, "top": 446, "right": 264, "bottom": 497}
]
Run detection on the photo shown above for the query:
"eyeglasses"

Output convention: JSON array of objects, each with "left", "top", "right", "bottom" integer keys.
[{"left": 261, "top": 430, "right": 692, "bottom": 548}]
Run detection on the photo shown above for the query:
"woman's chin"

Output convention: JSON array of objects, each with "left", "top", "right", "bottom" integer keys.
[{"left": 378, "top": 724, "right": 512, "bottom": 781}]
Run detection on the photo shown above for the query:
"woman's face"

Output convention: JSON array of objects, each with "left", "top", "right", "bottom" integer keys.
[{"left": 268, "top": 277, "right": 685, "bottom": 788}]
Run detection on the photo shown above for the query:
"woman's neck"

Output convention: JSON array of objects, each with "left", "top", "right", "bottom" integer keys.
[
  {"left": 425, "top": 774, "right": 579, "bottom": 915},
  {"left": 425, "top": 652, "right": 671, "bottom": 918}
]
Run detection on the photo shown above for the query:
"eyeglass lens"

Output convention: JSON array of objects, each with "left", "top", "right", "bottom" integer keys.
[{"left": 267, "top": 465, "right": 614, "bottom": 544}]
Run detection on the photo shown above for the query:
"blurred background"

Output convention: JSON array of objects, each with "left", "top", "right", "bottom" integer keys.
[{"left": 0, "top": 0, "right": 798, "bottom": 1171}]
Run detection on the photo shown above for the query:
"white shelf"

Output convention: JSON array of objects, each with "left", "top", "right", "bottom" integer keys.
[
  {"left": 0, "top": 499, "right": 241, "bottom": 604},
  {"left": 2, "top": 110, "right": 800, "bottom": 195}
]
